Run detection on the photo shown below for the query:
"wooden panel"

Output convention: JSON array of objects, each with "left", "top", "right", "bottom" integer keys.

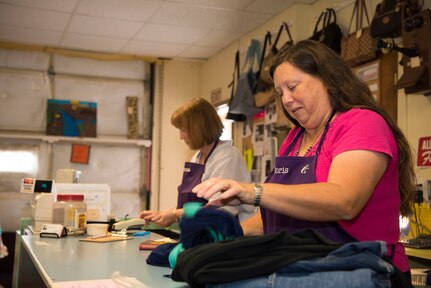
[
  {"left": 353, "top": 51, "right": 398, "bottom": 123},
  {"left": 379, "top": 51, "right": 398, "bottom": 122}
]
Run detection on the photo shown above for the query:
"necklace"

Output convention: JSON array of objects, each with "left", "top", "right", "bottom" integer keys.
[
  {"left": 293, "top": 110, "right": 335, "bottom": 157},
  {"left": 294, "top": 129, "right": 323, "bottom": 156}
]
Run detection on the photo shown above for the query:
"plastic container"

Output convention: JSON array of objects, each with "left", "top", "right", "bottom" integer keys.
[
  {"left": 52, "top": 194, "right": 87, "bottom": 235},
  {"left": 86, "top": 223, "right": 109, "bottom": 236}
]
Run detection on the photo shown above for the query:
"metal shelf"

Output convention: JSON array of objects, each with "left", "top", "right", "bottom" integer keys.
[{"left": 0, "top": 132, "right": 151, "bottom": 147}]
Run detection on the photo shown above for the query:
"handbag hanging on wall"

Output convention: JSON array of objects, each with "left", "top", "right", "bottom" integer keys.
[
  {"left": 259, "top": 22, "right": 294, "bottom": 85},
  {"left": 226, "top": 51, "right": 246, "bottom": 121},
  {"left": 309, "top": 8, "right": 343, "bottom": 54},
  {"left": 370, "top": 0, "right": 422, "bottom": 39},
  {"left": 226, "top": 40, "right": 262, "bottom": 121},
  {"left": 254, "top": 31, "right": 275, "bottom": 108},
  {"left": 341, "top": 0, "right": 377, "bottom": 67}
]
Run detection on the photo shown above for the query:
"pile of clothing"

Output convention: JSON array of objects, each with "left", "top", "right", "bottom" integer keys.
[{"left": 147, "top": 204, "right": 411, "bottom": 288}]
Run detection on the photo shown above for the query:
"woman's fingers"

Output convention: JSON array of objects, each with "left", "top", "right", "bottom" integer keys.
[
  {"left": 193, "top": 178, "right": 233, "bottom": 199},
  {"left": 193, "top": 178, "right": 249, "bottom": 207},
  {"left": 139, "top": 211, "right": 157, "bottom": 219}
]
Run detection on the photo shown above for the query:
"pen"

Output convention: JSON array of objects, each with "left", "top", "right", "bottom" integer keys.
[
  {"left": 91, "top": 234, "right": 107, "bottom": 239},
  {"left": 133, "top": 231, "right": 150, "bottom": 236}
]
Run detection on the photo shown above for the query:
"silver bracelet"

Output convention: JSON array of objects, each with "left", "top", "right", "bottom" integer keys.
[
  {"left": 172, "top": 208, "right": 179, "bottom": 221},
  {"left": 253, "top": 183, "right": 262, "bottom": 207}
]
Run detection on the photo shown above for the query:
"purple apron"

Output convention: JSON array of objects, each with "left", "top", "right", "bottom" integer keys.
[
  {"left": 261, "top": 112, "right": 356, "bottom": 243},
  {"left": 177, "top": 140, "right": 219, "bottom": 208}
]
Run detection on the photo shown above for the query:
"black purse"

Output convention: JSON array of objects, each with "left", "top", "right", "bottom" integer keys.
[
  {"left": 370, "top": 0, "right": 422, "bottom": 38},
  {"left": 226, "top": 51, "right": 246, "bottom": 121},
  {"left": 309, "top": 8, "right": 343, "bottom": 54},
  {"left": 226, "top": 40, "right": 262, "bottom": 121}
]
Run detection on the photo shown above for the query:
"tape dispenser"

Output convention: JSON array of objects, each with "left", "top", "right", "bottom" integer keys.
[{"left": 40, "top": 224, "right": 67, "bottom": 238}]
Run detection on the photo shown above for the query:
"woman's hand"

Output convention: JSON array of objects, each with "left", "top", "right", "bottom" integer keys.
[
  {"left": 193, "top": 177, "right": 254, "bottom": 207},
  {"left": 139, "top": 210, "right": 176, "bottom": 227}
]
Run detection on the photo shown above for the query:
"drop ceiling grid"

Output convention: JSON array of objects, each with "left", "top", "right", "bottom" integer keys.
[{"left": 0, "top": 0, "right": 319, "bottom": 59}]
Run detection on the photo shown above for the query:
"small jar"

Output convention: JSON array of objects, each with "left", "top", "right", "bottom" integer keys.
[{"left": 52, "top": 194, "right": 87, "bottom": 235}]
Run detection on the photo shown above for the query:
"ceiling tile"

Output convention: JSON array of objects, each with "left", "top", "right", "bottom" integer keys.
[
  {"left": 178, "top": 45, "right": 220, "bottom": 59},
  {"left": 61, "top": 33, "right": 128, "bottom": 53},
  {"left": 245, "top": 0, "right": 296, "bottom": 14},
  {"left": 0, "top": 3, "right": 70, "bottom": 31},
  {"left": 168, "top": 0, "right": 253, "bottom": 10},
  {"left": 68, "top": 15, "right": 143, "bottom": 38},
  {"left": 0, "top": 0, "right": 320, "bottom": 59},
  {"left": 195, "top": 29, "right": 242, "bottom": 48},
  {"left": 216, "top": 10, "right": 272, "bottom": 33},
  {"left": 76, "top": 0, "right": 164, "bottom": 22},
  {"left": 123, "top": 40, "right": 188, "bottom": 58},
  {"left": 0, "top": 0, "right": 78, "bottom": 12},
  {"left": 0, "top": 24, "right": 62, "bottom": 46},
  {"left": 135, "top": 23, "right": 210, "bottom": 44},
  {"left": 149, "top": 2, "right": 236, "bottom": 29}
]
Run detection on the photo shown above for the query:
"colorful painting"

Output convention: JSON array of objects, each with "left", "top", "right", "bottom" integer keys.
[{"left": 46, "top": 99, "right": 97, "bottom": 137}]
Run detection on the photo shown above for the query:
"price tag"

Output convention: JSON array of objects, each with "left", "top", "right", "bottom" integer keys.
[{"left": 411, "top": 57, "right": 421, "bottom": 68}]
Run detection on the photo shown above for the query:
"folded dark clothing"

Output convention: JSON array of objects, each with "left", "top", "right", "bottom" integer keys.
[
  {"left": 179, "top": 205, "right": 243, "bottom": 249},
  {"left": 171, "top": 229, "right": 341, "bottom": 287},
  {"left": 146, "top": 205, "right": 243, "bottom": 267},
  {"left": 145, "top": 243, "right": 178, "bottom": 267}
]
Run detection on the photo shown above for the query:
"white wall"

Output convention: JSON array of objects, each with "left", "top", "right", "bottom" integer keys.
[
  {"left": 403, "top": 92, "right": 431, "bottom": 183},
  {"left": 0, "top": 51, "right": 151, "bottom": 230},
  {"left": 151, "top": 60, "right": 199, "bottom": 211},
  {"left": 153, "top": 0, "right": 431, "bottom": 209}
]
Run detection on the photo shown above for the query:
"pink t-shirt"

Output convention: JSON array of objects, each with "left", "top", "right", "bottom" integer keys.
[{"left": 279, "top": 108, "right": 408, "bottom": 272}]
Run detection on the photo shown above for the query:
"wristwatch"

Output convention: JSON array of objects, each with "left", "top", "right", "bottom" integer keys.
[{"left": 253, "top": 183, "right": 262, "bottom": 207}]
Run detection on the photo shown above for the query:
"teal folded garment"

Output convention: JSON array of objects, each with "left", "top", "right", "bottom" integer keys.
[{"left": 146, "top": 203, "right": 243, "bottom": 268}]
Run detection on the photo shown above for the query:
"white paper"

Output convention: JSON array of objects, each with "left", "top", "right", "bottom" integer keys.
[{"left": 53, "top": 279, "right": 124, "bottom": 288}]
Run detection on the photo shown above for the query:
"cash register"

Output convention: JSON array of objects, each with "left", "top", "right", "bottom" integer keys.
[
  {"left": 401, "top": 234, "right": 431, "bottom": 249},
  {"left": 20, "top": 178, "right": 55, "bottom": 232}
]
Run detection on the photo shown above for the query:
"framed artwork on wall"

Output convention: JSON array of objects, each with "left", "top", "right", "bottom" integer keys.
[
  {"left": 47, "top": 99, "right": 97, "bottom": 137},
  {"left": 70, "top": 144, "right": 91, "bottom": 164}
]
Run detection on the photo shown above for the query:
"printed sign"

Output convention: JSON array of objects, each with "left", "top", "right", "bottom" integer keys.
[{"left": 417, "top": 136, "right": 431, "bottom": 167}]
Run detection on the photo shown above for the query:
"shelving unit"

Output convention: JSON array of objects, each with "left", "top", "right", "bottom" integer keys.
[{"left": 0, "top": 132, "right": 151, "bottom": 147}]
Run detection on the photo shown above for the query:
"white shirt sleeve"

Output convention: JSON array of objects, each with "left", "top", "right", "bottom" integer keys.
[{"left": 201, "top": 141, "right": 256, "bottom": 222}]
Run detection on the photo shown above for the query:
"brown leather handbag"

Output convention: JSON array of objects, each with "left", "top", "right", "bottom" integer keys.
[
  {"left": 254, "top": 31, "right": 275, "bottom": 108},
  {"left": 341, "top": 0, "right": 377, "bottom": 67},
  {"left": 259, "top": 22, "right": 293, "bottom": 85}
]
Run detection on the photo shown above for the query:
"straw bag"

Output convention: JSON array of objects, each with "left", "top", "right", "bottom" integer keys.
[
  {"left": 341, "top": 0, "right": 377, "bottom": 67},
  {"left": 254, "top": 31, "right": 275, "bottom": 108},
  {"left": 259, "top": 22, "right": 294, "bottom": 85}
]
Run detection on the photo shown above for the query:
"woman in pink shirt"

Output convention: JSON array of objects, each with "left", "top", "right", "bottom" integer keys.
[{"left": 193, "top": 40, "right": 416, "bottom": 280}]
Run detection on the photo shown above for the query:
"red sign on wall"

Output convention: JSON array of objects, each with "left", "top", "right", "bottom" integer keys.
[{"left": 417, "top": 136, "right": 431, "bottom": 167}]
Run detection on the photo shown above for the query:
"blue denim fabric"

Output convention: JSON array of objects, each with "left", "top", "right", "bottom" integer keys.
[
  {"left": 209, "top": 269, "right": 389, "bottom": 288},
  {"left": 208, "top": 241, "right": 393, "bottom": 288},
  {"left": 278, "top": 240, "right": 393, "bottom": 274}
]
